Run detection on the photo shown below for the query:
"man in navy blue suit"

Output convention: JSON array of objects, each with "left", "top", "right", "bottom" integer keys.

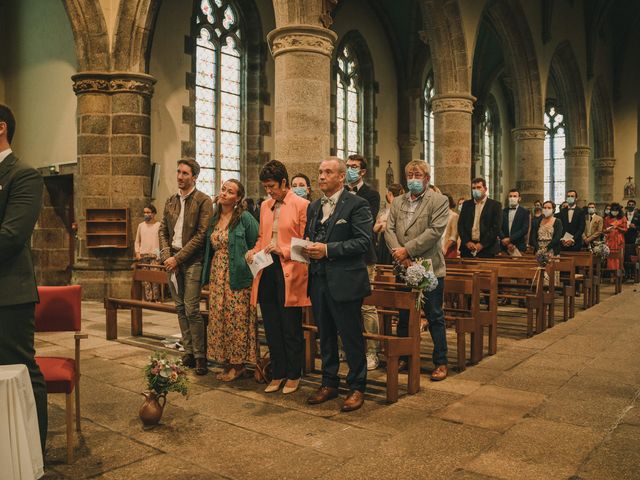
[{"left": 499, "top": 188, "right": 531, "bottom": 255}]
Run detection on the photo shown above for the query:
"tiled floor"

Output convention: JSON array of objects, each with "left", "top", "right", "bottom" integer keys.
[{"left": 37, "top": 282, "right": 640, "bottom": 479}]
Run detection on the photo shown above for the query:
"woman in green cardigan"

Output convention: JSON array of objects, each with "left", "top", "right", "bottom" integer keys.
[{"left": 201, "top": 179, "right": 259, "bottom": 382}]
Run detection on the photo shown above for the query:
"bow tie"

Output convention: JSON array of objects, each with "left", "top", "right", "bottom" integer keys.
[
  {"left": 321, "top": 197, "right": 336, "bottom": 206},
  {"left": 509, "top": 207, "right": 517, "bottom": 210},
  {"left": 347, "top": 186, "right": 358, "bottom": 193}
]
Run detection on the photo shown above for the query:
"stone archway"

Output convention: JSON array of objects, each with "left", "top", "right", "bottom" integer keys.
[
  {"left": 484, "top": 0, "right": 545, "bottom": 204},
  {"left": 548, "top": 41, "right": 590, "bottom": 200},
  {"left": 61, "top": 0, "right": 110, "bottom": 71},
  {"left": 591, "top": 77, "right": 616, "bottom": 206},
  {"left": 418, "top": 0, "right": 474, "bottom": 201},
  {"left": 112, "top": 0, "right": 163, "bottom": 73}
]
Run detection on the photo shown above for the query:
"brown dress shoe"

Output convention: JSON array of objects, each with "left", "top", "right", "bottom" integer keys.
[
  {"left": 181, "top": 354, "right": 195, "bottom": 368},
  {"left": 195, "top": 358, "right": 208, "bottom": 376},
  {"left": 341, "top": 390, "right": 364, "bottom": 412},
  {"left": 307, "top": 386, "right": 338, "bottom": 405},
  {"left": 430, "top": 364, "right": 448, "bottom": 381}
]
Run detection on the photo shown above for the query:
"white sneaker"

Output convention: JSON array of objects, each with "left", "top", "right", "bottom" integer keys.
[{"left": 366, "top": 353, "right": 379, "bottom": 371}]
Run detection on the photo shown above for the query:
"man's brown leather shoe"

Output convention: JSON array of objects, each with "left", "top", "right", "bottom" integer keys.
[
  {"left": 341, "top": 390, "right": 364, "bottom": 412},
  {"left": 307, "top": 386, "right": 338, "bottom": 405},
  {"left": 195, "top": 358, "right": 208, "bottom": 376},
  {"left": 430, "top": 364, "right": 448, "bottom": 381},
  {"left": 182, "top": 354, "right": 195, "bottom": 368}
]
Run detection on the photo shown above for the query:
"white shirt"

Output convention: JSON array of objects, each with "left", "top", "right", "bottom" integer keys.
[
  {"left": 0, "top": 148, "right": 12, "bottom": 164},
  {"left": 472, "top": 196, "right": 487, "bottom": 241},
  {"left": 171, "top": 186, "right": 196, "bottom": 250},
  {"left": 508, "top": 205, "right": 519, "bottom": 234},
  {"left": 568, "top": 206, "right": 576, "bottom": 223},
  {"left": 404, "top": 192, "right": 425, "bottom": 225},
  {"left": 347, "top": 179, "right": 364, "bottom": 194},
  {"left": 321, "top": 188, "right": 343, "bottom": 223}
]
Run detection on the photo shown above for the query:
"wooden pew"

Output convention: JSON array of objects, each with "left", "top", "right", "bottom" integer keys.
[
  {"left": 104, "top": 264, "right": 208, "bottom": 340},
  {"left": 601, "top": 249, "right": 624, "bottom": 294},
  {"left": 302, "top": 282, "right": 421, "bottom": 403},
  {"left": 561, "top": 251, "right": 595, "bottom": 307}
]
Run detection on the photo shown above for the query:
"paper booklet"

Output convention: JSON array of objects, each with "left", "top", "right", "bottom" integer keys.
[
  {"left": 561, "top": 232, "right": 574, "bottom": 242},
  {"left": 290, "top": 237, "right": 311, "bottom": 264},
  {"left": 509, "top": 247, "right": 522, "bottom": 257},
  {"left": 247, "top": 250, "right": 274, "bottom": 277}
]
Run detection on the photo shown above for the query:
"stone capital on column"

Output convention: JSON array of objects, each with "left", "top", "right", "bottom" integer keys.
[
  {"left": 431, "top": 94, "right": 475, "bottom": 114},
  {"left": 72, "top": 72, "right": 157, "bottom": 97},
  {"left": 593, "top": 157, "right": 616, "bottom": 169},
  {"left": 511, "top": 126, "right": 546, "bottom": 142},
  {"left": 267, "top": 25, "right": 338, "bottom": 59},
  {"left": 564, "top": 145, "right": 591, "bottom": 158}
]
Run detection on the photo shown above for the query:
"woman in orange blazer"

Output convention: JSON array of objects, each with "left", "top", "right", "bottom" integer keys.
[{"left": 246, "top": 160, "right": 310, "bottom": 395}]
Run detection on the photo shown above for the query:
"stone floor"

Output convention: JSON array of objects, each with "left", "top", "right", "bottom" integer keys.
[{"left": 36, "top": 281, "right": 640, "bottom": 479}]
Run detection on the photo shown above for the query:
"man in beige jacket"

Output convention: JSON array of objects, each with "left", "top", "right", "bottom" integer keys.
[{"left": 583, "top": 201, "right": 603, "bottom": 246}]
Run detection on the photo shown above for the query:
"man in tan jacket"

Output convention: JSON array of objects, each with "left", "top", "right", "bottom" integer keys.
[
  {"left": 583, "top": 201, "right": 603, "bottom": 246},
  {"left": 159, "top": 159, "right": 213, "bottom": 375}
]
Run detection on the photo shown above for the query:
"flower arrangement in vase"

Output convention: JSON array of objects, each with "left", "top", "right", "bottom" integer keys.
[{"left": 139, "top": 352, "right": 189, "bottom": 426}]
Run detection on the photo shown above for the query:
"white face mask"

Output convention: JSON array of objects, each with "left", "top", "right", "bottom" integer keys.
[
  {"left": 543, "top": 208, "right": 554, "bottom": 218},
  {"left": 508, "top": 197, "right": 518, "bottom": 207}
]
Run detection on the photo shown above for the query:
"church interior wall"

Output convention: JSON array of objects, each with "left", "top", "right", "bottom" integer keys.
[
  {"left": 332, "top": 0, "right": 399, "bottom": 184},
  {"left": 0, "top": 0, "right": 77, "bottom": 170}
]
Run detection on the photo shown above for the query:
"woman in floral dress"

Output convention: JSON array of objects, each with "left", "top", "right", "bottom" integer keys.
[
  {"left": 604, "top": 202, "right": 628, "bottom": 271},
  {"left": 201, "top": 179, "right": 259, "bottom": 382}
]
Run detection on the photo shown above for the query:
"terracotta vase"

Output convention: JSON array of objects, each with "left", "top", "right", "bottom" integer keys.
[{"left": 139, "top": 391, "right": 166, "bottom": 426}]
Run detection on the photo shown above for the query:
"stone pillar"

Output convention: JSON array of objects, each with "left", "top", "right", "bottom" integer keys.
[
  {"left": 512, "top": 126, "right": 546, "bottom": 205},
  {"left": 267, "top": 25, "right": 337, "bottom": 192},
  {"left": 397, "top": 134, "right": 417, "bottom": 185},
  {"left": 431, "top": 94, "right": 475, "bottom": 201},
  {"left": 71, "top": 72, "right": 156, "bottom": 299},
  {"left": 565, "top": 145, "right": 591, "bottom": 204},
  {"left": 593, "top": 157, "right": 616, "bottom": 208}
]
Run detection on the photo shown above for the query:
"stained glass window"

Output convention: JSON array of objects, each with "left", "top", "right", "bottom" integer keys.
[
  {"left": 481, "top": 107, "right": 493, "bottom": 193},
  {"left": 423, "top": 73, "right": 435, "bottom": 183},
  {"left": 335, "top": 46, "right": 361, "bottom": 160},
  {"left": 195, "top": 0, "right": 242, "bottom": 195},
  {"left": 544, "top": 103, "right": 566, "bottom": 207}
]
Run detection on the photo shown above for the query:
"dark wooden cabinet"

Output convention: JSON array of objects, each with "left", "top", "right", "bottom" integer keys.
[{"left": 86, "top": 208, "right": 129, "bottom": 249}]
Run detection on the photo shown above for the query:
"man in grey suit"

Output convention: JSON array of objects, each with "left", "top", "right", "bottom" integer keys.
[
  {"left": 0, "top": 104, "right": 47, "bottom": 452},
  {"left": 385, "top": 159, "right": 450, "bottom": 381}
]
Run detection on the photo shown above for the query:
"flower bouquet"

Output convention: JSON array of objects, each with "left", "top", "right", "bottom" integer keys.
[
  {"left": 535, "top": 249, "right": 552, "bottom": 267},
  {"left": 140, "top": 352, "right": 189, "bottom": 426},
  {"left": 395, "top": 258, "right": 439, "bottom": 310},
  {"left": 591, "top": 241, "right": 610, "bottom": 259}
]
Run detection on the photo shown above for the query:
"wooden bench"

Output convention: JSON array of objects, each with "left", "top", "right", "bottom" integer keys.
[
  {"left": 561, "top": 251, "right": 596, "bottom": 307},
  {"left": 104, "top": 264, "right": 208, "bottom": 340},
  {"left": 302, "top": 282, "right": 421, "bottom": 403},
  {"left": 601, "top": 249, "right": 624, "bottom": 294}
]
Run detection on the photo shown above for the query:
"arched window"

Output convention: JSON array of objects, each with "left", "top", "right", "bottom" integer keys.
[
  {"left": 335, "top": 45, "right": 361, "bottom": 160},
  {"left": 194, "top": 0, "right": 243, "bottom": 195},
  {"left": 422, "top": 73, "right": 435, "bottom": 183},
  {"left": 481, "top": 107, "right": 494, "bottom": 193},
  {"left": 544, "top": 103, "right": 566, "bottom": 206}
]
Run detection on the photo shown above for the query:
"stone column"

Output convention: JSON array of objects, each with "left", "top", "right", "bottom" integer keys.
[
  {"left": 397, "top": 134, "right": 417, "bottom": 184},
  {"left": 267, "top": 25, "right": 337, "bottom": 192},
  {"left": 593, "top": 157, "right": 616, "bottom": 208},
  {"left": 71, "top": 72, "right": 156, "bottom": 299},
  {"left": 512, "top": 126, "right": 546, "bottom": 205},
  {"left": 431, "top": 94, "right": 475, "bottom": 201},
  {"left": 565, "top": 145, "right": 591, "bottom": 204}
]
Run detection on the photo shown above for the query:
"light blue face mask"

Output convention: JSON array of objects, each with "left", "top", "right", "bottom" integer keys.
[
  {"left": 407, "top": 179, "right": 425, "bottom": 195},
  {"left": 566, "top": 196, "right": 575, "bottom": 205},
  {"left": 472, "top": 189, "right": 484, "bottom": 200},
  {"left": 346, "top": 167, "right": 360, "bottom": 184},
  {"left": 292, "top": 186, "right": 307, "bottom": 198}
]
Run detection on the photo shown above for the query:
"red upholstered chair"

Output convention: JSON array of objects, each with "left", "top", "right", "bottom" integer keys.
[{"left": 34, "top": 285, "right": 87, "bottom": 464}]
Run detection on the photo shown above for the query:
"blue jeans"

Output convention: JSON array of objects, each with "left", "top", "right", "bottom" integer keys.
[{"left": 398, "top": 277, "right": 447, "bottom": 366}]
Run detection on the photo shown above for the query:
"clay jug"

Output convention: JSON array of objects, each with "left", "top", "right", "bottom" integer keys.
[{"left": 139, "top": 391, "right": 166, "bottom": 426}]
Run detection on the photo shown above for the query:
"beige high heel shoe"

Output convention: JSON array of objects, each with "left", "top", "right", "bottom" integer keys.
[
  {"left": 282, "top": 378, "right": 300, "bottom": 395},
  {"left": 264, "top": 378, "right": 285, "bottom": 393}
]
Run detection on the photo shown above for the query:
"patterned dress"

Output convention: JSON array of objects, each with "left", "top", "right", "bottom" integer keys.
[
  {"left": 537, "top": 222, "right": 554, "bottom": 252},
  {"left": 207, "top": 226, "right": 258, "bottom": 365}
]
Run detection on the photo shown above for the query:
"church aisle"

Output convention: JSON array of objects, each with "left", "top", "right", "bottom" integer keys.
[{"left": 37, "top": 284, "right": 640, "bottom": 479}]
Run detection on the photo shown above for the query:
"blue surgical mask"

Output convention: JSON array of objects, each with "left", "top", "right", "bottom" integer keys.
[
  {"left": 566, "top": 197, "right": 575, "bottom": 205},
  {"left": 407, "top": 179, "right": 425, "bottom": 195},
  {"left": 588, "top": 207, "right": 595, "bottom": 215},
  {"left": 292, "top": 186, "right": 307, "bottom": 198},
  {"left": 472, "top": 189, "right": 484, "bottom": 201},
  {"left": 346, "top": 168, "right": 360, "bottom": 184}
]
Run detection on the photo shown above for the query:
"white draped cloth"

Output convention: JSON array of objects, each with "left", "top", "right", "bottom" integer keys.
[{"left": 0, "top": 364, "right": 44, "bottom": 480}]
